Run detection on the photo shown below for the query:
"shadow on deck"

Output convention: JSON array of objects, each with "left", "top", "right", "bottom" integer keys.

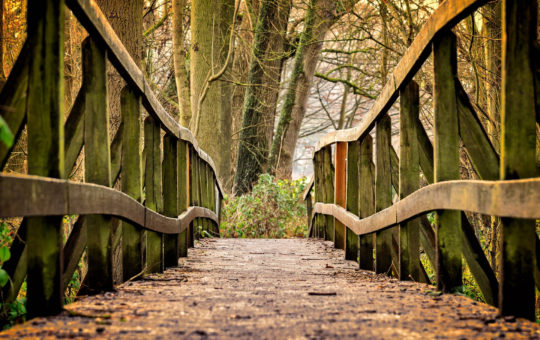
[{"left": 1, "top": 238, "right": 539, "bottom": 339}]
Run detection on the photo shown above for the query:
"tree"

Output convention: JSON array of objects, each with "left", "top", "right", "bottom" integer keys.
[
  {"left": 233, "top": 0, "right": 291, "bottom": 195},
  {"left": 171, "top": 0, "right": 191, "bottom": 127},
  {"left": 190, "top": 0, "right": 236, "bottom": 189}
]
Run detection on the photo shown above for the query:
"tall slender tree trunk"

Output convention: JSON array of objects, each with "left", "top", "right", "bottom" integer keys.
[
  {"left": 172, "top": 0, "right": 191, "bottom": 127},
  {"left": 190, "top": 0, "right": 235, "bottom": 190},
  {"left": 0, "top": 0, "right": 5, "bottom": 89},
  {"left": 268, "top": 0, "right": 339, "bottom": 178},
  {"left": 234, "top": 0, "right": 280, "bottom": 195}
]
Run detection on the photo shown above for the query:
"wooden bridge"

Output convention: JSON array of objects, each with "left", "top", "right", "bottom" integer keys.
[{"left": 0, "top": 0, "right": 539, "bottom": 337}]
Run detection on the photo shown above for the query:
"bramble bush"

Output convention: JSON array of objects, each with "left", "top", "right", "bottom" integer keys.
[{"left": 220, "top": 174, "right": 308, "bottom": 238}]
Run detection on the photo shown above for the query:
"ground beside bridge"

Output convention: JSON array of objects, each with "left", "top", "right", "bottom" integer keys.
[{"left": 1, "top": 238, "right": 539, "bottom": 339}]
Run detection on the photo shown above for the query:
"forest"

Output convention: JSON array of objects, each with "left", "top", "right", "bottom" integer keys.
[{"left": 0, "top": 0, "right": 539, "bottom": 331}]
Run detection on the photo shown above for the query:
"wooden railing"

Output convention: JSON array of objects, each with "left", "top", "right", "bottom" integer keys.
[
  {"left": 0, "top": 0, "right": 222, "bottom": 318},
  {"left": 305, "top": 0, "right": 539, "bottom": 320}
]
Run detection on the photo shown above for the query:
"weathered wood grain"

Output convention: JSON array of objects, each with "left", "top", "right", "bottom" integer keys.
[
  {"left": 163, "top": 134, "right": 179, "bottom": 267},
  {"left": 345, "top": 141, "right": 359, "bottom": 262},
  {"left": 498, "top": 0, "right": 537, "bottom": 320},
  {"left": 334, "top": 142, "right": 347, "bottom": 250},
  {"left": 310, "top": 178, "right": 540, "bottom": 237},
  {"left": 359, "top": 135, "right": 374, "bottom": 271},
  {"left": 322, "top": 147, "right": 335, "bottom": 242},
  {"left": 375, "top": 115, "right": 392, "bottom": 274},
  {"left": 177, "top": 140, "right": 189, "bottom": 257},
  {"left": 25, "top": 0, "right": 64, "bottom": 317}
]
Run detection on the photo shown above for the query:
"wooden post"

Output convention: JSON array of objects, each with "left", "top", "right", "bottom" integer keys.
[
  {"left": 82, "top": 37, "right": 114, "bottom": 293},
  {"left": 120, "top": 86, "right": 143, "bottom": 282},
  {"left": 210, "top": 173, "right": 218, "bottom": 234},
  {"left": 398, "top": 80, "right": 421, "bottom": 281},
  {"left": 177, "top": 140, "right": 189, "bottom": 257},
  {"left": 433, "top": 31, "right": 461, "bottom": 292},
  {"left": 25, "top": 0, "right": 64, "bottom": 317},
  {"left": 144, "top": 117, "right": 163, "bottom": 273},
  {"left": 334, "top": 142, "right": 347, "bottom": 250},
  {"left": 359, "top": 134, "right": 374, "bottom": 270},
  {"left": 190, "top": 149, "right": 201, "bottom": 242},
  {"left": 163, "top": 134, "right": 178, "bottom": 267},
  {"left": 313, "top": 151, "right": 324, "bottom": 238},
  {"left": 375, "top": 115, "right": 392, "bottom": 274},
  {"left": 345, "top": 141, "right": 359, "bottom": 261},
  {"left": 187, "top": 147, "right": 196, "bottom": 247},
  {"left": 499, "top": 0, "right": 537, "bottom": 320},
  {"left": 322, "top": 146, "right": 334, "bottom": 242}
]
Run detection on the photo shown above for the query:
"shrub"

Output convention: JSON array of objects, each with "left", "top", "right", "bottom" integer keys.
[{"left": 220, "top": 174, "right": 308, "bottom": 238}]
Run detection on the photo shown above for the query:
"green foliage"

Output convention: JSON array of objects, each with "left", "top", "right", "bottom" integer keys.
[
  {"left": 221, "top": 174, "right": 308, "bottom": 238},
  {"left": 0, "top": 116, "right": 14, "bottom": 148},
  {"left": 0, "top": 222, "right": 26, "bottom": 328}
]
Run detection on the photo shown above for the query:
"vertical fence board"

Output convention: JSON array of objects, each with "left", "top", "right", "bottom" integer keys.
[
  {"left": 359, "top": 135, "right": 374, "bottom": 270},
  {"left": 345, "top": 141, "right": 359, "bottom": 261},
  {"left": 375, "top": 115, "right": 392, "bottom": 274},
  {"left": 322, "top": 146, "right": 335, "bottom": 242},
  {"left": 399, "top": 80, "right": 421, "bottom": 281},
  {"left": 82, "top": 37, "right": 114, "bottom": 293},
  {"left": 433, "top": 31, "right": 461, "bottom": 292},
  {"left": 144, "top": 117, "right": 163, "bottom": 273},
  {"left": 334, "top": 142, "right": 347, "bottom": 250},
  {"left": 120, "top": 86, "right": 143, "bottom": 281},
  {"left": 313, "top": 152, "right": 323, "bottom": 238},
  {"left": 177, "top": 140, "right": 189, "bottom": 257},
  {"left": 499, "top": 0, "right": 537, "bottom": 320},
  {"left": 163, "top": 134, "right": 178, "bottom": 267}
]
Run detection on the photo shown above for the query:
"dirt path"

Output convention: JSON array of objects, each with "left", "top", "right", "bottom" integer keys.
[{"left": 2, "top": 238, "right": 539, "bottom": 339}]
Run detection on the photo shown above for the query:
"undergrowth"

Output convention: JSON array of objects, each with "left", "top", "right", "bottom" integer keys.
[{"left": 220, "top": 174, "right": 308, "bottom": 238}]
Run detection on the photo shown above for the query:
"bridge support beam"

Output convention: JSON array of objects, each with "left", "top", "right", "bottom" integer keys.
[
  {"left": 177, "top": 140, "right": 190, "bottom": 257},
  {"left": 163, "top": 134, "right": 179, "bottom": 267},
  {"left": 358, "top": 134, "right": 374, "bottom": 270},
  {"left": 499, "top": 0, "right": 537, "bottom": 321},
  {"left": 334, "top": 142, "right": 346, "bottom": 250},
  {"left": 345, "top": 141, "right": 359, "bottom": 262},
  {"left": 433, "top": 31, "right": 462, "bottom": 293},
  {"left": 321, "top": 146, "right": 335, "bottom": 242},
  {"left": 375, "top": 115, "right": 392, "bottom": 275}
]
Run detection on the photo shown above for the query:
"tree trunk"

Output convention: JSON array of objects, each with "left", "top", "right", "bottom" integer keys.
[
  {"left": 190, "top": 0, "right": 235, "bottom": 190},
  {"left": 0, "top": 0, "right": 5, "bottom": 89},
  {"left": 233, "top": 0, "right": 280, "bottom": 195},
  {"left": 172, "top": 0, "right": 191, "bottom": 127},
  {"left": 268, "top": 0, "right": 338, "bottom": 178}
]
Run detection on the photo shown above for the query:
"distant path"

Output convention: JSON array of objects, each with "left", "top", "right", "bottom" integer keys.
[{"left": 2, "top": 238, "right": 539, "bottom": 339}]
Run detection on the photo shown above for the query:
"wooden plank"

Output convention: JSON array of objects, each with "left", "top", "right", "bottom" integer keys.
[
  {"left": 398, "top": 80, "right": 421, "bottom": 281},
  {"left": 82, "top": 37, "right": 113, "bottom": 294},
  {"left": 416, "top": 117, "right": 434, "bottom": 184},
  {"left": 359, "top": 134, "right": 374, "bottom": 270},
  {"left": 177, "top": 140, "right": 189, "bottom": 257},
  {"left": 310, "top": 177, "right": 540, "bottom": 237},
  {"left": 375, "top": 114, "right": 392, "bottom": 274},
  {"left": 144, "top": 117, "right": 163, "bottom": 274},
  {"left": 64, "top": 89, "right": 85, "bottom": 175},
  {"left": 0, "top": 41, "right": 29, "bottom": 169},
  {"left": 163, "top": 134, "right": 179, "bottom": 267},
  {"left": 120, "top": 86, "right": 143, "bottom": 281},
  {"left": 345, "top": 141, "right": 359, "bottom": 261},
  {"left": 313, "top": 151, "right": 324, "bottom": 238},
  {"left": 322, "top": 146, "right": 335, "bottom": 242},
  {"left": 433, "top": 31, "right": 461, "bottom": 292},
  {"left": 25, "top": 0, "right": 64, "bottom": 317},
  {"left": 314, "top": 0, "right": 490, "bottom": 152},
  {"left": 498, "top": 0, "right": 537, "bottom": 320},
  {"left": 110, "top": 123, "right": 123, "bottom": 184},
  {"left": 334, "top": 142, "right": 347, "bottom": 250}
]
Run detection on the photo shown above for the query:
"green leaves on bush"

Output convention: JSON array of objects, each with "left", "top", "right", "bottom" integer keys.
[
  {"left": 220, "top": 174, "right": 308, "bottom": 238},
  {"left": 0, "top": 116, "right": 14, "bottom": 148}
]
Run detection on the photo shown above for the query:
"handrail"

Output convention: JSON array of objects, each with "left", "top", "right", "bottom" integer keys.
[
  {"left": 65, "top": 0, "right": 223, "bottom": 195},
  {"left": 311, "top": 178, "right": 540, "bottom": 236},
  {"left": 0, "top": 174, "right": 218, "bottom": 234},
  {"left": 314, "top": 0, "right": 488, "bottom": 152}
]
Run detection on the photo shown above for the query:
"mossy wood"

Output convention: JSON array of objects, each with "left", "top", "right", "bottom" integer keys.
[
  {"left": 345, "top": 141, "right": 359, "bottom": 262},
  {"left": 334, "top": 142, "right": 347, "bottom": 250},
  {"left": 163, "top": 134, "right": 179, "bottom": 267},
  {"left": 359, "top": 134, "right": 374, "bottom": 271}
]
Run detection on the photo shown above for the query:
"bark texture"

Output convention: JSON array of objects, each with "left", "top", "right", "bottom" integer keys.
[{"left": 171, "top": 0, "right": 191, "bottom": 127}]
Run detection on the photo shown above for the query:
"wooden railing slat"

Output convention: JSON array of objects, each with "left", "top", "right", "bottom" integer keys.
[
  {"left": 359, "top": 135, "right": 374, "bottom": 270},
  {"left": 345, "top": 141, "right": 359, "bottom": 262},
  {"left": 163, "top": 134, "right": 179, "bottom": 267}
]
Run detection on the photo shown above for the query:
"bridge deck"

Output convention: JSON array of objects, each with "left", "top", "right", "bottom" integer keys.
[{"left": 2, "top": 238, "right": 539, "bottom": 339}]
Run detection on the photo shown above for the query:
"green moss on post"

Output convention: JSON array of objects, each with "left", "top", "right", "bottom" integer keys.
[
  {"left": 433, "top": 31, "right": 461, "bottom": 292},
  {"left": 81, "top": 37, "right": 113, "bottom": 294},
  {"left": 359, "top": 134, "right": 374, "bottom": 270},
  {"left": 399, "top": 80, "right": 421, "bottom": 282},
  {"left": 375, "top": 115, "right": 392, "bottom": 275},
  {"left": 163, "top": 134, "right": 178, "bottom": 267},
  {"left": 26, "top": 0, "right": 64, "bottom": 317},
  {"left": 345, "top": 141, "right": 359, "bottom": 262},
  {"left": 120, "top": 86, "right": 143, "bottom": 281},
  {"left": 334, "top": 142, "right": 346, "bottom": 250},
  {"left": 499, "top": 0, "right": 537, "bottom": 320},
  {"left": 177, "top": 140, "right": 189, "bottom": 257},
  {"left": 313, "top": 151, "right": 324, "bottom": 238},
  {"left": 144, "top": 117, "right": 163, "bottom": 273},
  {"left": 321, "top": 146, "right": 334, "bottom": 242}
]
